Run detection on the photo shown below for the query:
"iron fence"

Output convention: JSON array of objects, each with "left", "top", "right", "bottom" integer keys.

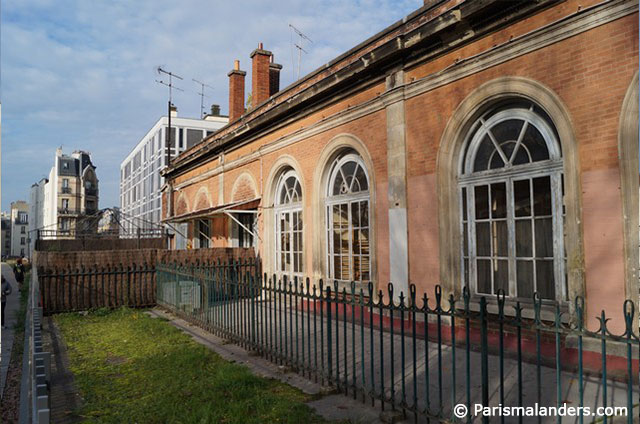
[
  {"left": 156, "top": 260, "right": 639, "bottom": 423},
  {"left": 38, "top": 264, "right": 156, "bottom": 314}
]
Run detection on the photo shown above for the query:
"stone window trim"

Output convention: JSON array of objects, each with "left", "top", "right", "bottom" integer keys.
[
  {"left": 262, "top": 155, "right": 307, "bottom": 282},
  {"left": 436, "top": 77, "right": 584, "bottom": 314},
  {"left": 618, "top": 71, "right": 639, "bottom": 303},
  {"left": 312, "top": 133, "right": 377, "bottom": 290},
  {"left": 325, "top": 153, "right": 371, "bottom": 284},
  {"left": 459, "top": 103, "right": 566, "bottom": 302},
  {"left": 274, "top": 169, "right": 304, "bottom": 281}
]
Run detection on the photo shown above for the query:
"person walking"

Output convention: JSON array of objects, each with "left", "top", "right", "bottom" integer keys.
[
  {"left": 1, "top": 275, "right": 12, "bottom": 329},
  {"left": 13, "top": 257, "right": 25, "bottom": 292}
]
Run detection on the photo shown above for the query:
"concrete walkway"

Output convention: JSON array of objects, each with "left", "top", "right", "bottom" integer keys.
[
  {"left": 1, "top": 262, "right": 21, "bottom": 400},
  {"left": 159, "top": 297, "right": 639, "bottom": 423}
]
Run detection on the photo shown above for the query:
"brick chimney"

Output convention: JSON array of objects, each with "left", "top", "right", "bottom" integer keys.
[
  {"left": 269, "top": 56, "right": 283, "bottom": 97},
  {"left": 250, "top": 42, "right": 272, "bottom": 107},
  {"left": 228, "top": 60, "right": 246, "bottom": 122}
]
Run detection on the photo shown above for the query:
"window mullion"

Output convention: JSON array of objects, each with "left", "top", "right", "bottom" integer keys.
[
  {"left": 506, "top": 178, "right": 516, "bottom": 297},
  {"left": 551, "top": 172, "right": 565, "bottom": 300},
  {"left": 469, "top": 187, "right": 478, "bottom": 295}
]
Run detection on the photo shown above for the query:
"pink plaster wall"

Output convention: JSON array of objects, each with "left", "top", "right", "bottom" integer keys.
[
  {"left": 581, "top": 168, "right": 627, "bottom": 332},
  {"left": 407, "top": 174, "right": 440, "bottom": 296}
]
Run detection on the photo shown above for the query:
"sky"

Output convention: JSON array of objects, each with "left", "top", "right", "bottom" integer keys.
[{"left": 0, "top": 0, "right": 422, "bottom": 211}]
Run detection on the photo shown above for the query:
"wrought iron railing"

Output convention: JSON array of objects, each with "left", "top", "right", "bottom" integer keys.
[{"left": 156, "top": 260, "right": 639, "bottom": 423}]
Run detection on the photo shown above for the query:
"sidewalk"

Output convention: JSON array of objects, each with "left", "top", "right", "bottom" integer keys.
[{"left": 0, "top": 262, "right": 21, "bottom": 400}]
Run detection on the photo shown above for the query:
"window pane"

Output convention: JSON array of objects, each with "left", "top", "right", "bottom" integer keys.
[
  {"left": 354, "top": 165, "right": 368, "bottom": 192},
  {"left": 491, "top": 119, "right": 523, "bottom": 144},
  {"left": 516, "top": 260, "right": 534, "bottom": 299},
  {"left": 341, "top": 161, "right": 357, "bottom": 187},
  {"left": 353, "top": 256, "right": 360, "bottom": 281},
  {"left": 474, "top": 185, "right": 489, "bottom": 219},
  {"left": 476, "top": 222, "right": 490, "bottom": 256},
  {"left": 332, "top": 171, "right": 345, "bottom": 196},
  {"left": 491, "top": 182, "right": 506, "bottom": 218},
  {"left": 515, "top": 220, "right": 533, "bottom": 257},
  {"left": 493, "top": 259, "right": 508, "bottom": 294},
  {"left": 352, "top": 229, "right": 360, "bottom": 254},
  {"left": 513, "top": 179, "right": 531, "bottom": 217},
  {"left": 535, "top": 218, "right": 553, "bottom": 257},
  {"left": 474, "top": 136, "right": 495, "bottom": 172},
  {"left": 536, "top": 260, "right": 555, "bottom": 300},
  {"left": 360, "top": 229, "right": 369, "bottom": 255},
  {"left": 463, "top": 223, "right": 468, "bottom": 256},
  {"left": 360, "top": 202, "right": 369, "bottom": 227},
  {"left": 512, "top": 146, "right": 531, "bottom": 165},
  {"left": 489, "top": 152, "right": 505, "bottom": 169},
  {"left": 477, "top": 259, "right": 491, "bottom": 294},
  {"left": 522, "top": 125, "right": 550, "bottom": 162},
  {"left": 533, "top": 176, "right": 552, "bottom": 216},
  {"left": 463, "top": 258, "right": 469, "bottom": 286},
  {"left": 493, "top": 221, "right": 508, "bottom": 256},
  {"left": 461, "top": 188, "right": 467, "bottom": 221},
  {"left": 351, "top": 202, "right": 360, "bottom": 227}
]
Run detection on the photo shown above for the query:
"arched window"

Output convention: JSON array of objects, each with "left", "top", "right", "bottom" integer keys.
[
  {"left": 459, "top": 101, "right": 565, "bottom": 300},
  {"left": 326, "top": 153, "right": 370, "bottom": 283},
  {"left": 275, "top": 169, "right": 303, "bottom": 280}
]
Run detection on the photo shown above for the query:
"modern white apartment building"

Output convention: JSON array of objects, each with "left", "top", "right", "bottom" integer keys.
[{"left": 119, "top": 105, "right": 227, "bottom": 238}]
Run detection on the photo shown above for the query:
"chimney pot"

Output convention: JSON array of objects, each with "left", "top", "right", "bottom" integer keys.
[
  {"left": 250, "top": 43, "right": 273, "bottom": 107},
  {"left": 228, "top": 60, "right": 246, "bottom": 122}
]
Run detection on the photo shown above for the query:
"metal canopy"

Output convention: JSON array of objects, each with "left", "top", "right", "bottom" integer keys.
[{"left": 162, "top": 198, "right": 260, "bottom": 223}]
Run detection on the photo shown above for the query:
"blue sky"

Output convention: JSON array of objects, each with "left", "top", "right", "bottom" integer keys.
[{"left": 1, "top": 0, "right": 421, "bottom": 211}]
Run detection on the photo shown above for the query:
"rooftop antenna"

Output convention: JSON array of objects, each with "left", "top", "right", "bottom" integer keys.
[
  {"left": 289, "top": 24, "right": 313, "bottom": 80},
  {"left": 192, "top": 78, "right": 213, "bottom": 119},
  {"left": 155, "top": 67, "right": 183, "bottom": 168}
]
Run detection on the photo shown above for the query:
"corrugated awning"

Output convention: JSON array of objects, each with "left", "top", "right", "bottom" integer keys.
[{"left": 162, "top": 198, "right": 260, "bottom": 223}]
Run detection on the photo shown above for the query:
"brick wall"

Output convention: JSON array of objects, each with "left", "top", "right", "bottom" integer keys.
[
  {"left": 35, "top": 237, "right": 165, "bottom": 252},
  {"left": 35, "top": 248, "right": 258, "bottom": 314}
]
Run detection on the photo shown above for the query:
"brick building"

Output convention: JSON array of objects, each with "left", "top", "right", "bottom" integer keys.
[{"left": 162, "top": 0, "right": 638, "bottom": 331}]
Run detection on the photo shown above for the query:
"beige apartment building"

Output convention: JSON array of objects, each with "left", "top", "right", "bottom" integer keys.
[{"left": 37, "top": 148, "right": 99, "bottom": 238}]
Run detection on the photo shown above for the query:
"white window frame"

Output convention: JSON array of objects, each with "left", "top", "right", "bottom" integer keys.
[
  {"left": 274, "top": 169, "right": 303, "bottom": 282},
  {"left": 325, "top": 153, "right": 371, "bottom": 283},
  {"left": 458, "top": 105, "right": 566, "bottom": 301}
]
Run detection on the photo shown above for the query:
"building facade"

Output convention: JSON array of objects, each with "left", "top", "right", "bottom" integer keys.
[
  {"left": 39, "top": 149, "right": 99, "bottom": 238},
  {"left": 163, "top": 0, "right": 638, "bottom": 331},
  {"left": 29, "top": 177, "right": 47, "bottom": 253},
  {"left": 119, "top": 106, "right": 228, "bottom": 239},
  {"left": 1, "top": 212, "right": 11, "bottom": 258},
  {"left": 10, "top": 201, "right": 29, "bottom": 257}
]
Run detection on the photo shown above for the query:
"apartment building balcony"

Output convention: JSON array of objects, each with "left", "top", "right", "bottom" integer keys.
[
  {"left": 85, "top": 187, "right": 98, "bottom": 196},
  {"left": 58, "top": 207, "right": 79, "bottom": 216},
  {"left": 60, "top": 187, "right": 72, "bottom": 194}
]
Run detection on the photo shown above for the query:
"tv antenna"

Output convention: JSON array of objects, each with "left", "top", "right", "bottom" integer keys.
[
  {"left": 193, "top": 78, "right": 213, "bottom": 119},
  {"left": 155, "top": 67, "right": 183, "bottom": 167},
  {"left": 155, "top": 66, "right": 184, "bottom": 103},
  {"left": 289, "top": 24, "right": 313, "bottom": 80}
]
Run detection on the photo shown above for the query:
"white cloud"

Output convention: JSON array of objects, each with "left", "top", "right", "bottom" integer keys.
[{"left": 1, "top": 0, "right": 421, "bottom": 210}]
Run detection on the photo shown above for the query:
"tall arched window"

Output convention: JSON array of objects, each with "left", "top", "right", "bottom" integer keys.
[
  {"left": 326, "top": 153, "right": 370, "bottom": 283},
  {"left": 459, "top": 101, "right": 565, "bottom": 300},
  {"left": 275, "top": 169, "right": 303, "bottom": 280}
]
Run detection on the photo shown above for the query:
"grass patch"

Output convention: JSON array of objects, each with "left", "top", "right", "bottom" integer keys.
[{"left": 55, "top": 308, "right": 328, "bottom": 424}]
